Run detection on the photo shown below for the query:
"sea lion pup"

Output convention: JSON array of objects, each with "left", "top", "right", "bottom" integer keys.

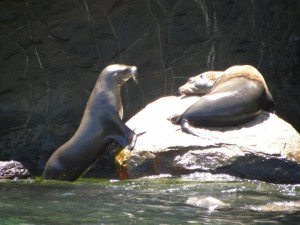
[
  {"left": 170, "top": 65, "right": 274, "bottom": 135},
  {"left": 42, "top": 64, "right": 138, "bottom": 181}
]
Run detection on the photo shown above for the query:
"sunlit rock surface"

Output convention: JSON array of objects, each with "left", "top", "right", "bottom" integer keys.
[
  {"left": 0, "top": 160, "right": 32, "bottom": 180},
  {"left": 115, "top": 96, "right": 300, "bottom": 184}
]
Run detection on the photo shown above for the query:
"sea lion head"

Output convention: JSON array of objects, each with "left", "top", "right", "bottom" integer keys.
[
  {"left": 179, "top": 71, "right": 223, "bottom": 95},
  {"left": 104, "top": 64, "right": 138, "bottom": 86}
]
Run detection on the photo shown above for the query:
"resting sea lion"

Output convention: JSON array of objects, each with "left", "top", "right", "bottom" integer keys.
[
  {"left": 171, "top": 65, "right": 274, "bottom": 135},
  {"left": 42, "top": 64, "right": 137, "bottom": 181}
]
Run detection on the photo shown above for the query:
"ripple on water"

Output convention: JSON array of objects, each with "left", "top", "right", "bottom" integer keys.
[{"left": 0, "top": 175, "right": 300, "bottom": 224}]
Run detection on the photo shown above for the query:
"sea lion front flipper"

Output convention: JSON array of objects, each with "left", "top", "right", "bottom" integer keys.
[
  {"left": 181, "top": 118, "right": 214, "bottom": 141},
  {"left": 106, "top": 119, "right": 137, "bottom": 150},
  {"left": 122, "top": 124, "right": 137, "bottom": 150},
  {"left": 125, "top": 131, "right": 137, "bottom": 150},
  {"left": 180, "top": 118, "right": 201, "bottom": 137},
  {"left": 105, "top": 134, "right": 128, "bottom": 149}
]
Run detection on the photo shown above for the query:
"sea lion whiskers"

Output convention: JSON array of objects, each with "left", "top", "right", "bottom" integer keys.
[{"left": 131, "top": 70, "right": 138, "bottom": 84}]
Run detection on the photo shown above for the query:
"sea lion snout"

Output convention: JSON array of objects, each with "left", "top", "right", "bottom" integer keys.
[
  {"left": 124, "top": 65, "right": 138, "bottom": 83},
  {"left": 114, "top": 65, "right": 138, "bottom": 85},
  {"left": 130, "top": 66, "right": 138, "bottom": 83},
  {"left": 130, "top": 66, "right": 137, "bottom": 73}
]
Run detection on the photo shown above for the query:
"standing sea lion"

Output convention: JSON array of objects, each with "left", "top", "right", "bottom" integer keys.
[
  {"left": 171, "top": 65, "right": 274, "bottom": 135},
  {"left": 42, "top": 64, "right": 137, "bottom": 181}
]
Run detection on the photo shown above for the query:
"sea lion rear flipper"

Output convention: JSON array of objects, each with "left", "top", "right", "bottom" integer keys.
[
  {"left": 181, "top": 118, "right": 201, "bottom": 137},
  {"left": 180, "top": 118, "right": 213, "bottom": 141}
]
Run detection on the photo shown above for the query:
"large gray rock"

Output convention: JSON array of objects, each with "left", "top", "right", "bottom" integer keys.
[{"left": 115, "top": 96, "right": 300, "bottom": 184}]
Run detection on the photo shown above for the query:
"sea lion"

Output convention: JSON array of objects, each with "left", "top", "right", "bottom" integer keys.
[
  {"left": 171, "top": 65, "right": 274, "bottom": 135},
  {"left": 42, "top": 64, "right": 138, "bottom": 181}
]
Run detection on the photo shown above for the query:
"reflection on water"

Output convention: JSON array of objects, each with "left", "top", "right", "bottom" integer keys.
[{"left": 1, "top": 173, "right": 300, "bottom": 224}]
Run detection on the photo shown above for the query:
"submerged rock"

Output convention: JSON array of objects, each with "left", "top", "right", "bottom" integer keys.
[
  {"left": 250, "top": 201, "right": 300, "bottom": 212},
  {"left": 186, "top": 196, "right": 231, "bottom": 211},
  {"left": 186, "top": 196, "right": 300, "bottom": 213},
  {"left": 114, "top": 96, "right": 300, "bottom": 183},
  {"left": 0, "top": 160, "right": 32, "bottom": 180}
]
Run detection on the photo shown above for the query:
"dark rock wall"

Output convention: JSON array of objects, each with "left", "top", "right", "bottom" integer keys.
[{"left": 0, "top": 0, "right": 299, "bottom": 173}]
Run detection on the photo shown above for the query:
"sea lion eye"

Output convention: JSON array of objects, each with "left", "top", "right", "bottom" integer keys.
[{"left": 188, "top": 78, "right": 193, "bottom": 83}]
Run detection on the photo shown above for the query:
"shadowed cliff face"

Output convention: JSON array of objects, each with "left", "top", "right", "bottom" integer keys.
[{"left": 0, "top": 0, "right": 299, "bottom": 173}]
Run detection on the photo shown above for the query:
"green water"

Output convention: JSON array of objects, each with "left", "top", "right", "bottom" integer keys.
[{"left": 1, "top": 173, "right": 300, "bottom": 225}]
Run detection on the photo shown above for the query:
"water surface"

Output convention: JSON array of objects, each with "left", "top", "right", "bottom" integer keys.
[{"left": 1, "top": 173, "right": 300, "bottom": 224}]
